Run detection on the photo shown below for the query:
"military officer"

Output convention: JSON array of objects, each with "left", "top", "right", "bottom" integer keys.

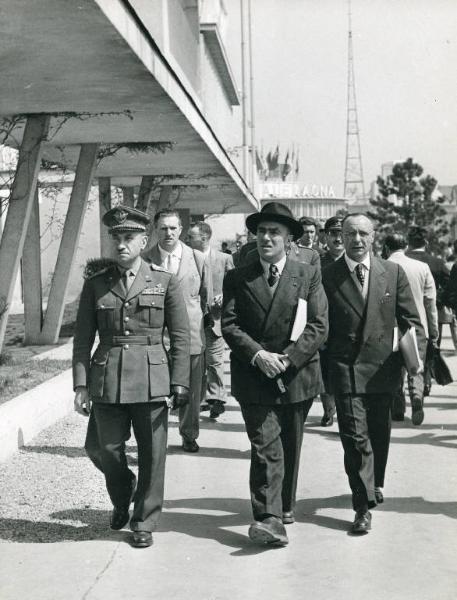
[{"left": 73, "top": 205, "right": 190, "bottom": 548}]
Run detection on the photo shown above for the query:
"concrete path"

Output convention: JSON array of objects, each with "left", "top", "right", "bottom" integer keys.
[{"left": 1, "top": 339, "right": 456, "bottom": 600}]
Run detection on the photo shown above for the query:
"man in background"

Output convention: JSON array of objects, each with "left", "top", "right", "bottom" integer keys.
[
  {"left": 383, "top": 233, "right": 438, "bottom": 425},
  {"left": 406, "top": 226, "right": 449, "bottom": 394},
  {"left": 188, "top": 221, "right": 234, "bottom": 419},
  {"left": 144, "top": 209, "right": 207, "bottom": 453},
  {"left": 318, "top": 216, "right": 345, "bottom": 426}
]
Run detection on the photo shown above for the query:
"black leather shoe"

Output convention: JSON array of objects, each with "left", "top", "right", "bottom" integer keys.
[
  {"left": 110, "top": 475, "right": 137, "bottom": 530},
  {"left": 320, "top": 414, "right": 334, "bottom": 427},
  {"left": 374, "top": 487, "right": 384, "bottom": 504},
  {"left": 110, "top": 507, "right": 130, "bottom": 530},
  {"left": 209, "top": 400, "right": 225, "bottom": 419},
  {"left": 282, "top": 511, "right": 295, "bottom": 524},
  {"left": 248, "top": 516, "right": 288, "bottom": 545},
  {"left": 131, "top": 531, "right": 153, "bottom": 548},
  {"left": 423, "top": 384, "right": 431, "bottom": 397},
  {"left": 182, "top": 440, "right": 199, "bottom": 453},
  {"left": 411, "top": 396, "right": 424, "bottom": 426},
  {"left": 351, "top": 510, "right": 372, "bottom": 534}
]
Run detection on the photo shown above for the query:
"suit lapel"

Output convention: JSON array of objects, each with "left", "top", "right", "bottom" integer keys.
[
  {"left": 108, "top": 269, "right": 127, "bottom": 300},
  {"left": 362, "top": 255, "right": 387, "bottom": 342},
  {"left": 126, "top": 260, "right": 154, "bottom": 301},
  {"left": 244, "top": 260, "right": 272, "bottom": 313},
  {"left": 333, "top": 256, "right": 365, "bottom": 319},
  {"left": 175, "top": 242, "right": 191, "bottom": 283}
]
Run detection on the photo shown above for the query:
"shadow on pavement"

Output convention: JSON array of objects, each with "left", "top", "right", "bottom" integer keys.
[
  {"left": 0, "top": 509, "right": 129, "bottom": 543},
  {"left": 167, "top": 445, "right": 250, "bottom": 460},
  {"left": 0, "top": 494, "right": 455, "bottom": 547}
]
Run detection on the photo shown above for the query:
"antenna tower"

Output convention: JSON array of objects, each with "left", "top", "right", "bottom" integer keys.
[{"left": 344, "top": 0, "right": 365, "bottom": 200}]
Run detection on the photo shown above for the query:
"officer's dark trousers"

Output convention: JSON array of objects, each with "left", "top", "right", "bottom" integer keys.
[
  {"left": 335, "top": 393, "right": 391, "bottom": 511},
  {"left": 240, "top": 400, "right": 312, "bottom": 520},
  {"left": 92, "top": 402, "right": 168, "bottom": 532}
]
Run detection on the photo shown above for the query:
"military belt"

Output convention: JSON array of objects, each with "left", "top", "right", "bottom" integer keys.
[{"left": 100, "top": 335, "right": 156, "bottom": 346}]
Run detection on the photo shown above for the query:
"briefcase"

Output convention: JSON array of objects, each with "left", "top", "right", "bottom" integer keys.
[{"left": 430, "top": 347, "right": 453, "bottom": 386}]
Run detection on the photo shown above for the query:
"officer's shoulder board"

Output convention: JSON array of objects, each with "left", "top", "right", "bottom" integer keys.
[
  {"left": 149, "top": 262, "right": 170, "bottom": 274},
  {"left": 84, "top": 258, "right": 118, "bottom": 280}
]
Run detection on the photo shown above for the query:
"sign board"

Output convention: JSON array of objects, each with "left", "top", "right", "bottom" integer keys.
[{"left": 260, "top": 182, "right": 337, "bottom": 199}]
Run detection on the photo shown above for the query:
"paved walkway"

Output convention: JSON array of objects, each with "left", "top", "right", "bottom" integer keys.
[{"left": 0, "top": 339, "right": 456, "bottom": 600}]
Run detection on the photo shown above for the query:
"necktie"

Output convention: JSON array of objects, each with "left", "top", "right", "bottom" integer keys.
[
  {"left": 268, "top": 263, "right": 280, "bottom": 287},
  {"left": 122, "top": 270, "right": 132, "bottom": 292},
  {"left": 166, "top": 253, "right": 178, "bottom": 275},
  {"left": 355, "top": 263, "right": 365, "bottom": 288}
]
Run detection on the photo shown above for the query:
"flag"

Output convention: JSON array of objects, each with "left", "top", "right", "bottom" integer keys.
[
  {"left": 270, "top": 145, "right": 279, "bottom": 171},
  {"left": 281, "top": 150, "right": 291, "bottom": 181}
]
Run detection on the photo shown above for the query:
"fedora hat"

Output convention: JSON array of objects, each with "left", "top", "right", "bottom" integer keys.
[{"left": 246, "top": 202, "right": 303, "bottom": 241}]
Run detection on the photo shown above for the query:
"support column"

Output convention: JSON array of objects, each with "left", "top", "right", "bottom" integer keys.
[
  {"left": 122, "top": 186, "right": 135, "bottom": 207},
  {"left": 137, "top": 175, "right": 155, "bottom": 212},
  {"left": 98, "top": 177, "right": 111, "bottom": 257},
  {"left": 158, "top": 185, "right": 173, "bottom": 209},
  {"left": 37, "top": 144, "right": 99, "bottom": 344},
  {"left": 0, "top": 115, "right": 49, "bottom": 351},
  {"left": 178, "top": 209, "right": 190, "bottom": 239},
  {"left": 23, "top": 189, "right": 43, "bottom": 343}
]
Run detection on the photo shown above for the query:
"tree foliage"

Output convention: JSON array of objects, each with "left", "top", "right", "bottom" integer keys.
[{"left": 368, "top": 158, "right": 448, "bottom": 253}]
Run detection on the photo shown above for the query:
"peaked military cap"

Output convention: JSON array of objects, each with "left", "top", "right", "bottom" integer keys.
[
  {"left": 324, "top": 216, "right": 343, "bottom": 232},
  {"left": 103, "top": 205, "right": 150, "bottom": 233},
  {"left": 246, "top": 202, "right": 303, "bottom": 241}
]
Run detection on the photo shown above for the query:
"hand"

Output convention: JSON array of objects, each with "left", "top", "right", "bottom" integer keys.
[
  {"left": 74, "top": 387, "right": 91, "bottom": 416},
  {"left": 279, "top": 354, "right": 291, "bottom": 369},
  {"left": 213, "top": 294, "right": 223, "bottom": 308},
  {"left": 255, "top": 351, "right": 287, "bottom": 379},
  {"left": 170, "top": 385, "right": 190, "bottom": 410}
]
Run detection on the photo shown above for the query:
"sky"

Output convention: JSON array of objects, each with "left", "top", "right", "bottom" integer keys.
[{"left": 225, "top": 0, "right": 457, "bottom": 196}]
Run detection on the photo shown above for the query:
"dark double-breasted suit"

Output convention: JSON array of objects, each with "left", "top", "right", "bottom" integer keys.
[
  {"left": 322, "top": 254, "right": 424, "bottom": 510},
  {"left": 73, "top": 259, "right": 190, "bottom": 532},
  {"left": 222, "top": 258, "right": 328, "bottom": 519}
]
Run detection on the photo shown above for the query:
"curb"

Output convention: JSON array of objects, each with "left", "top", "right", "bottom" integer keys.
[{"left": 0, "top": 369, "right": 73, "bottom": 462}]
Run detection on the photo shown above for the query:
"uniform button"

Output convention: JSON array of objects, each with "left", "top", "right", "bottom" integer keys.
[
  {"left": 124, "top": 344, "right": 129, "bottom": 350},
  {"left": 124, "top": 317, "right": 129, "bottom": 322},
  {"left": 125, "top": 302, "right": 130, "bottom": 308},
  {"left": 151, "top": 302, "right": 155, "bottom": 305},
  {"left": 125, "top": 330, "right": 130, "bottom": 336},
  {"left": 162, "top": 358, "right": 165, "bottom": 363}
]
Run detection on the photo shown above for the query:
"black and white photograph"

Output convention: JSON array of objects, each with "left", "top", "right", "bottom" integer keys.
[{"left": 0, "top": 1, "right": 456, "bottom": 598}]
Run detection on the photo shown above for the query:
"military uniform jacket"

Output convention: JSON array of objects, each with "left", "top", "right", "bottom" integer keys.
[
  {"left": 221, "top": 258, "right": 328, "bottom": 405},
  {"left": 322, "top": 254, "right": 425, "bottom": 395},
  {"left": 72, "top": 259, "right": 190, "bottom": 404}
]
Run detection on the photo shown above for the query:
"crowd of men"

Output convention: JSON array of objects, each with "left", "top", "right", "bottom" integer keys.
[{"left": 72, "top": 202, "right": 455, "bottom": 548}]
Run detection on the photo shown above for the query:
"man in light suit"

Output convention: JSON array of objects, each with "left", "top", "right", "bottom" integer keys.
[
  {"left": 222, "top": 202, "right": 328, "bottom": 546},
  {"left": 188, "top": 221, "right": 234, "bottom": 419},
  {"left": 143, "top": 209, "right": 207, "bottom": 453},
  {"left": 322, "top": 214, "right": 424, "bottom": 534},
  {"left": 383, "top": 233, "right": 438, "bottom": 425}
]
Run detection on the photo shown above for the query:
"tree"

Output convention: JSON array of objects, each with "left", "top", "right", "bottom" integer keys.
[{"left": 368, "top": 158, "right": 448, "bottom": 253}]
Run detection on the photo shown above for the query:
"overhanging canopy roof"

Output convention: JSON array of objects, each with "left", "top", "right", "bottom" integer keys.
[{"left": 0, "top": 0, "right": 258, "bottom": 213}]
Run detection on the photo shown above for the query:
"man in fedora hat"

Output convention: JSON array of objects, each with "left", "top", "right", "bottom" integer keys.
[
  {"left": 73, "top": 205, "right": 190, "bottom": 548},
  {"left": 222, "top": 202, "right": 328, "bottom": 546}
]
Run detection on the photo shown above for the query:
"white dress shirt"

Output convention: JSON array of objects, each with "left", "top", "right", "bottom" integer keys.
[
  {"left": 345, "top": 253, "right": 370, "bottom": 300},
  {"left": 158, "top": 241, "right": 183, "bottom": 275}
]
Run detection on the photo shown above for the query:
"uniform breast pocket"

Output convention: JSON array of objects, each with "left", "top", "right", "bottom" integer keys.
[
  {"left": 138, "top": 294, "right": 165, "bottom": 326},
  {"left": 96, "top": 300, "right": 116, "bottom": 329}
]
